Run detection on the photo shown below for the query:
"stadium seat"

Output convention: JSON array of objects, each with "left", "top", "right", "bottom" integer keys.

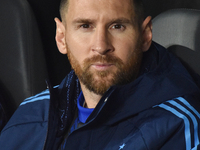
[
  {"left": 0, "top": 0, "right": 48, "bottom": 116},
  {"left": 152, "top": 9, "right": 200, "bottom": 76}
]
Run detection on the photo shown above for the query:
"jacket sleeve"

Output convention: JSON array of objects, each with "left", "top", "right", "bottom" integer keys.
[
  {"left": 148, "top": 97, "right": 200, "bottom": 150},
  {"left": 0, "top": 91, "right": 50, "bottom": 150}
]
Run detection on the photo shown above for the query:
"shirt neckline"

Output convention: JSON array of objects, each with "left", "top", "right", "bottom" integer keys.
[{"left": 77, "top": 92, "right": 94, "bottom": 123}]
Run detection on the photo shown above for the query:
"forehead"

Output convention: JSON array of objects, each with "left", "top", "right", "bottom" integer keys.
[{"left": 66, "top": 0, "right": 135, "bottom": 21}]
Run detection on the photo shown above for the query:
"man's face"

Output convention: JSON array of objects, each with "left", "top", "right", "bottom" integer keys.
[{"left": 60, "top": 0, "right": 150, "bottom": 95}]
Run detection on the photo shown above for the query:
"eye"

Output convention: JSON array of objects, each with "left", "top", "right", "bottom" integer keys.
[
  {"left": 111, "top": 24, "right": 125, "bottom": 31},
  {"left": 80, "top": 24, "right": 90, "bottom": 29}
]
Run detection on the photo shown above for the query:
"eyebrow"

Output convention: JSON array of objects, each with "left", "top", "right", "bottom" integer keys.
[
  {"left": 110, "top": 18, "right": 132, "bottom": 24},
  {"left": 72, "top": 18, "right": 94, "bottom": 24},
  {"left": 72, "top": 17, "right": 133, "bottom": 25}
]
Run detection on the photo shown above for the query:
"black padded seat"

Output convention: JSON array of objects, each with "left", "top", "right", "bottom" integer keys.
[
  {"left": 152, "top": 9, "right": 200, "bottom": 75},
  {"left": 0, "top": 0, "right": 48, "bottom": 112}
]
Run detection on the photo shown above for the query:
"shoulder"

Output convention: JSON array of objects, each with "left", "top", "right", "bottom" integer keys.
[
  {"left": 134, "top": 96, "right": 200, "bottom": 150},
  {"left": 20, "top": 88, "right": 50, "bottom": 106},
  {"left": 1, "top": 89, "right": 51, "bottom": 132},
  {"left": 0, "top": 89, "right": 53, "bottom": 149}
]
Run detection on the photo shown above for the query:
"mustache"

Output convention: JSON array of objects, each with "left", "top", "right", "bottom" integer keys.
[{"left": 83, "top": 54, "right": 123, "bottom": 68}]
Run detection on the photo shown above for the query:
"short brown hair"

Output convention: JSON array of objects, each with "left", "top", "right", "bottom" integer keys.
[
  {"left": 59, "top": 0, "right": 69, "bottom": 21},
  {"left": 59, "top": 0, "right": 144, "bottom": 27}
]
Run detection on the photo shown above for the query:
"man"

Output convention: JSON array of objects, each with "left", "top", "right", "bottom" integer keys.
[{"left": 0, "top": 0, "right": 200, "bottom": 149}]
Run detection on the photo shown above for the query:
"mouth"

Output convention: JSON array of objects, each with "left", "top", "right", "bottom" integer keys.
[{"left": 91, "top": 62, "right": 114, "bottom": 71}]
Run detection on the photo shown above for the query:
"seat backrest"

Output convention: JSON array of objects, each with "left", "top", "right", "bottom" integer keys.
[
  {"left": 0, "top": 0, "right": 48, "bottom": 112},
  {"left": 152, "top": 9, "right": 200, "bottom": 75},
  {"left": 0, "top": 92, "right": 8, "bottom": 131}
]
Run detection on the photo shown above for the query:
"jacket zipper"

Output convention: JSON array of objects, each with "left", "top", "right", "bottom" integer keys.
[{"left": 64, "top": 88, "right": 115, "bottom": 146}]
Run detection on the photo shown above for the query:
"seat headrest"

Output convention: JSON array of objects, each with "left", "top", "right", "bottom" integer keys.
[{"left": 152, "top": 9, "right": 200, "bottom": 75}]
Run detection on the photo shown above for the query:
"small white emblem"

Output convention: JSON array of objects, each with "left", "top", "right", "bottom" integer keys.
[{"left": 119, "top": 143, "right": 126, "bottom": 150}]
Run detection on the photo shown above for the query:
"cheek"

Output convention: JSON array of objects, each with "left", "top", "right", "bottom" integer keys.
[
  {"left": 67, "top": 27, "right": 92, "bottom": 47},
  {"left": 114, "top": 37, "right": 139, "bottom": 64},
  {"left": 66, "top": 34, "right": 89, "bottom": 65}
]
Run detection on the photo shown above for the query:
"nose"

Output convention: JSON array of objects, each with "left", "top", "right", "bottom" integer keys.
[{"left": 91, "top": 27, "right": 114, "bottom": 55}]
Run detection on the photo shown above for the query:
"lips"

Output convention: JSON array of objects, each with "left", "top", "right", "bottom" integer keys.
[{"left": 91, "top": 62, "right": 114, "bottom": 70}]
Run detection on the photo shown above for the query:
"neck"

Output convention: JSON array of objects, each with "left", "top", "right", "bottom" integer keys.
[{"left": 80, "top": 82, "right": 102, "bottom": 108}]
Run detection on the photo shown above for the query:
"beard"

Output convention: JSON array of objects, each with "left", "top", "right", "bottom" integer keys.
[{"left": 67, "top": 42, "right": 143, "bottom": 96}]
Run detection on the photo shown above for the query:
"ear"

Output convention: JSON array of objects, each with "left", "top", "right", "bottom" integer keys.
[
  {"left": 141, "top": 16, "right": 152, "bottom": 52},
  {"left": 55, "top": 18, "right": 68, "bottom": 54}
]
